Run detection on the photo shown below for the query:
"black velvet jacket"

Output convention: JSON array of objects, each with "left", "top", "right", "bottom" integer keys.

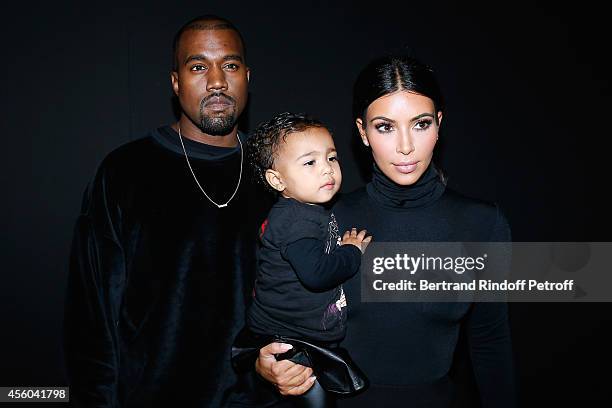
[{"left": 64, "top": 126, "right": 270, "bottom": 407}]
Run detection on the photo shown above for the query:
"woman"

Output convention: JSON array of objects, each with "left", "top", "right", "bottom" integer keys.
[{"left": 256, "top": 55, "right": 516, "bottom": 408}]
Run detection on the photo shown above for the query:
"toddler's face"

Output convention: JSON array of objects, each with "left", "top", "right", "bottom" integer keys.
[{"left": 267, "top": 127, "right": 342, "bottom": 204}]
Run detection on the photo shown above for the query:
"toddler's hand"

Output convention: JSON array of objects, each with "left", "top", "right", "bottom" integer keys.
[{"left": 341, "top": 228, "right": 372, "bottom": 253}]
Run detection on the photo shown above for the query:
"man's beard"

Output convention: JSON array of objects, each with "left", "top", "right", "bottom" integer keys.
[
  {"left": 198, "top": 111, "right": 237, "bottom": 136},
  {"left": 197, "top": 93, "right": 238, "bottom": 136}
]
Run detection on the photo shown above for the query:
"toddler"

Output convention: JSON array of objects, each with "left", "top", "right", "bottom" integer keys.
[{"left": 232, "top": 112, "right": 371, "bottom": 407}]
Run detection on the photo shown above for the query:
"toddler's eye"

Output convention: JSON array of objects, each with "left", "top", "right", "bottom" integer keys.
[
  {"left": 304, "top": 160, "right": 315, "bottom": 166},
  {"left": 328, "top": 156, "right": 338, "bottom": 162}
]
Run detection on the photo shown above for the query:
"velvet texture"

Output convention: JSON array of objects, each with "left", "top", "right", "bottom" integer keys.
[{"left": 64, "top": 126, "right": 270, "bottom": 407}]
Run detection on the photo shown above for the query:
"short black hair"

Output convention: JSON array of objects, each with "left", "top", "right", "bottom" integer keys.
[
  {"left": 248, "top": 112, "right": 328, "bottom": 193},
  {"left": 172, "top": 14, "right": 246, "bottom": 71}
]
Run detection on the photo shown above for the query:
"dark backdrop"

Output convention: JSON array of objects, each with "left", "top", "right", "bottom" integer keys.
[{"left": 1, "top": 0, "right": 610, "bottom": 406}]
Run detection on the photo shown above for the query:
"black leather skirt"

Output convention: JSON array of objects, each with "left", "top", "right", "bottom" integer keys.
[{"left": 228, "top": 327, "right": 368, "bottom": 407}]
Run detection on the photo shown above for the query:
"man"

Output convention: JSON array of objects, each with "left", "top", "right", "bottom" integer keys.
[{"left": 64, "top": 15, "right": 269, "bottom": 407}]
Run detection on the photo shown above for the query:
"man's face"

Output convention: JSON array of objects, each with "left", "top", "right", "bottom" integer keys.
[{"left": 171, "top": 28, "right": 249, "bottom": 136}]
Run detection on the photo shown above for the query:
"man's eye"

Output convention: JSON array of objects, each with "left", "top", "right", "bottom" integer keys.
[
  {"left": 191, "top": 65, "right": 207, "bottom": 72},
  {"left": 375, "top": 123, "right": 393, "bottom": 133},
  {"left": 414, "top": 119, "right": 433, "bottom": 131},
  {"left": 224, "top": 63, "right": 239, "bottom": 71},
  {"left": 304, "top": 160, "right": 315, "bottom": 166}
]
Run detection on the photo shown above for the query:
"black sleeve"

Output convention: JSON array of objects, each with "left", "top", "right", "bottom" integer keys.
[
  {"left": 467, "top": 302, "right": 517, "bottom": 408},
  {"left": 282, "top": 238, "right": 362, "bottom": 292},
  {"left": 468, "top": 205, "right": 516, "bottom": 408},
  {"left": 64, "top": 171, "right": 123, "bottom": 407},
  {"left": 490, "top": 204, "right": 511, "bottom": 242}
]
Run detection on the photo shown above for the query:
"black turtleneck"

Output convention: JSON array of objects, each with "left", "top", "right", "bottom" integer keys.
[
  {"left": 332, "top": 163, "right": 516, "bottom": 408},
  {"left": 367, "top": 162, "right": 446, "bottom": 209}
]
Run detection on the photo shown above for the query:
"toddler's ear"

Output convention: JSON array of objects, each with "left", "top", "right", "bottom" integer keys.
[{"left": 265, "top": 169, "right": 285, "bottom": 192}]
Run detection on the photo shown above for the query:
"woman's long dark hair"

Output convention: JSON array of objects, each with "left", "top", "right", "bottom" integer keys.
[{"left": 352, "top": 55, "right": 444, "bottom": 123}]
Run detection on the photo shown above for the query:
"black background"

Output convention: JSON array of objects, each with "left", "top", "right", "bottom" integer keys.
[{"left": 1, "top": 0, "right": 610, "bottom": 406}]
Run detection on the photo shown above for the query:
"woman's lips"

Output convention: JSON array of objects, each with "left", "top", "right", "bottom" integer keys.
[{"left": 393, "top": 161, "right": 418, "bottom": 174}]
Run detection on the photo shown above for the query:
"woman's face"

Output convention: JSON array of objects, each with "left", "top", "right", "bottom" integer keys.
[{"left": 356, "top": 91, "right": 443, "bottom": 186}]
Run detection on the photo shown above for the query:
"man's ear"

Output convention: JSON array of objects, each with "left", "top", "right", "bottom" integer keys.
[
  {"left": 265, "top": 169, "right": 285, "bottom": 192},
  {"left": 356, "top": 118, "right": 369, "bottom": 146},
  {"left": 246, "top": 67, "right": 250, "bottom": 82},
  {"left": 171, "top": 71, "right": 179, "bottom": 96}
]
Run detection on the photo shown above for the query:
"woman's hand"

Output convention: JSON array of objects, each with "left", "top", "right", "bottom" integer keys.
[
  {"left": 341, "top": 228, "right": 372, "bottom": 253},
  {"left": 255, "top": 342, "right": 316, "bottom": 396}
]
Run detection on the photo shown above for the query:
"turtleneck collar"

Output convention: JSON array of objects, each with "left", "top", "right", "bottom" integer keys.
[{"left": 366, "top": 162, "right": 446, "bottom": 210}]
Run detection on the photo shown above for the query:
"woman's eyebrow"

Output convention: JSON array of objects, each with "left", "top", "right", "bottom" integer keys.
[
  {"left": 370, "top": 112, "right": 434, "bottom": 123},
  {"left": 410, "top": 113, "right": 435, "bottom": 121},
  {"left": 369, "top": 116, "right": 394, "bottom": 123}
]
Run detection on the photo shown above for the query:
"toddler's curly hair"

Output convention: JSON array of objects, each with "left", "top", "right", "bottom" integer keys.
[{"left": 248, "top": 112, "right": 328, "bottom": 193}]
